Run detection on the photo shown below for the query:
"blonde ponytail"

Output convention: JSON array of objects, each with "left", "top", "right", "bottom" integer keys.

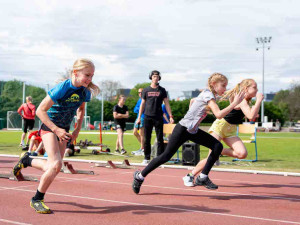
[{"left": 221, "top": 79, "right": 255, "bottom": 103}]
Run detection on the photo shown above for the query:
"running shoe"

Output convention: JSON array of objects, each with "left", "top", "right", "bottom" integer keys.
[
  {"left": 22, "top": 146, "right": 29, "bottom": 151},
  {"left": 194, "top": 176, "right": 218, "bottom": 190},
  {"left": 182, "top": 174, "right": 195, "bottom": 187},
  {"left": 115, "top": 149, "right": 121, "bottom": 154},
  {"left": 121, "top": 149, "right": 127, "bottom": 155},
  {"left": 12, "top": 152, "right": 30, "bottom": 177},
  {"left": 141, "top": 159, "right": 149, "bottom": 165},
  {"left": 30, "top": 198, "right": 52, "bottom": 214},
  {"left": 134, "top": 149, "right": 144, "bottom": 156},
  {"left": 132, "top": 171, "right": 144, "bottom": 194},
  {"left": 131, "top": 149, "right": 142, "bottom": 155}
]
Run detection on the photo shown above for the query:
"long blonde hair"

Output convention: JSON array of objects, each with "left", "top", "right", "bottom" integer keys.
[
  {"left": 222, "top": 79, "right": 255, "bottom": 103},
  {"left": 72, "top": 58, "right": 100, "bottom": 97},
  {"left": 208, "top": 73, "right": 228, "bottom": 95}
]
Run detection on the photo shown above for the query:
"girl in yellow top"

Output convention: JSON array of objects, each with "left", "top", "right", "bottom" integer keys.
[{"left": 183, "top": 79, "right": 264, "bottom": 187}]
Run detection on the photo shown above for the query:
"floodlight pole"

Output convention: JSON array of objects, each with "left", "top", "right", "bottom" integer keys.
[{"left": 256, "top": 36, "right": 272, "bottom": 123}]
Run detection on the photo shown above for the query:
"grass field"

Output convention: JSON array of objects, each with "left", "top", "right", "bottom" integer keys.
[{"left": 0, "top": 130, "right": 300, "bottom": 172}]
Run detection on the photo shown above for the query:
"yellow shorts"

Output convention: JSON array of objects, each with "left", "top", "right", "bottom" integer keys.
[{"left": 208, "top": 118, "right": 237, "bottom": 139}]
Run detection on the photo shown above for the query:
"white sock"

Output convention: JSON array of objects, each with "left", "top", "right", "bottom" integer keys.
[
  {"left": 200, "top": 173, "right": 208, "bottom": 179},
  {"left": 21, "top": 140, "right": 25, "bottom": 145},
  {"left": 137, "top": 173, "right": 144, "bottom": 180}
]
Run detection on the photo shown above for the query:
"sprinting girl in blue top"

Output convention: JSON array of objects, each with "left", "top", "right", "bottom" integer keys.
[{"left": 13, "top": 58, "right": 100, "bottom": 214}]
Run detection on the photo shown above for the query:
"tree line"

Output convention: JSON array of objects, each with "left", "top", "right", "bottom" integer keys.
[{"left": 1, "top": 80, "right": 299, "bottom": 127}]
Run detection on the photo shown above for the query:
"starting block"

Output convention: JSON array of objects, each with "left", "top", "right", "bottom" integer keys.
[
  {"left": 94, "top": 160, "right": 117, "bottom": 169},
  {"left": 61, "top": 162, "right": 95, "bottom": 175},
  {"left": 94, "top": 160, "right": 134, "bottom": 169},
  {"left": 0, "top": 172, "right": 38, "bottom": 182}
]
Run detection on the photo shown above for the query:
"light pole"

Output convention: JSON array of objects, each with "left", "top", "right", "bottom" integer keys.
[{"left": 256, "top": 36, "right": 272, "bottom": 123}]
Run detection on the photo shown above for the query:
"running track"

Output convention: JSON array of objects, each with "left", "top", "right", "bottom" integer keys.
[{"left": 0, "top": 156, "right": 299, "bottom": 225}]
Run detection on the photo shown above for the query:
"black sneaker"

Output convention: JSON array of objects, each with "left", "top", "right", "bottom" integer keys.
[
  {"left": 195, "top": 176, "right": 218, "bottom": 190},
  {"left": 12, "top": 152, "right": 30, "bottom": 176},
  {"left": 115, "top": 149, "right": 121, "bottom": 154},
  {"left": 121, "top": 149, "right": 127, "bottom": 155},
  {"left": 30, "top": 198, "right": 52, "bottom": 214},
  {"left": 22, "top": 146, "right": 29, "bottom": 151},
  {"left": 132, "top": 171, "right": 144, "bottom": 194}
]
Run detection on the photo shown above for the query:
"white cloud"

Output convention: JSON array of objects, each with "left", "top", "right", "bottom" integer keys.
[{"left": 0, "top": 0, "right": 300, "bottom": 99}]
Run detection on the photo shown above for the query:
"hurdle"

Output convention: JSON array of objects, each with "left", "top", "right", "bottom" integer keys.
[
  {"left": 0, "top": 171, "right": 38, "bottom": 182},
  {"left": 61, "top": 162, "right": 95, "bottom": 175}
]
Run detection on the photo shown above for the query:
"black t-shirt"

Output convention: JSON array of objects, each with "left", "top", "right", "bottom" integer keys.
[
  {"left": 142, "top": 86, "right": 167, "bottom": 117},
  {"left": 113, "top": 104, "right": 128, "bottom": 125},
  {"left": 224, "top": 109, "right": 245, "bottom": 125}
]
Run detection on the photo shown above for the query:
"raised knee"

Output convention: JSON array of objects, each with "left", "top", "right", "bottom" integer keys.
[
  {"left": 237, "top": 151, "right": 248, "bottom": 159},
  {"left": 215, "top": 142, "right": 223, "bottom": 155}
]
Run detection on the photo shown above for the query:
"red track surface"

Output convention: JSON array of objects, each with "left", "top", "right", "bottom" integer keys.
[{"left": 0, "top": 156, "right": 299, "bottom": 225}]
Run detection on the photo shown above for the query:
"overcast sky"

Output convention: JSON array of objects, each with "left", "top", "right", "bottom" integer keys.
[{"left": 0, "top": 0, "right": 299, "bottom": 99}]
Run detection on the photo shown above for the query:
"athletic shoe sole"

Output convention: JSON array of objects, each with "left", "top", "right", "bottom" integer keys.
[{"left": 182, "top": 177, "right": 195, "bottom": 187}]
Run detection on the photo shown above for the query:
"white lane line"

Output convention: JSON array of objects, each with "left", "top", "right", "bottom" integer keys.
[
  {"left": 53, "top": 177, "right": 300, "bottom": 202},
  {"left": 1, "top": 171, "right": 298, "bottom": 202},
  {"left": 0, "top": 219, "right": 32, "bottom": 225},
  {"left": 37, "top": 166, "right": 300, "bottom": 187},
  {"left": 0, "top": 184, "right": 37, "bottom": 191},
  {"left": 1, "top": 186, "right": 300, "bottom": 225},
  {"left": 119, "top": 171, "right": 300, "bottom": 186}
]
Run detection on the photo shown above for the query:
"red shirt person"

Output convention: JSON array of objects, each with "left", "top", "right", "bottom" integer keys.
[{"left": 18, "top": 96, "right": 36, "bottom": 147}]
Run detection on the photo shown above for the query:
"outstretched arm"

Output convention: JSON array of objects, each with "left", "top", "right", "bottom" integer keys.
[
  {"left": 240, "top": 93, "right": 264, "bottom": 120},
  {"left": 208, "top": 91, "right": 245, "bottom": 119}
]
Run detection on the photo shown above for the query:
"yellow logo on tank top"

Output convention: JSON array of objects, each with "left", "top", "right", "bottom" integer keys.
[{"left": 66, "top": 94, "right": 80, "bottom": 102}]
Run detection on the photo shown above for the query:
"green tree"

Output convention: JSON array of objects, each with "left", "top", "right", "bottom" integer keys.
[
  {"left": 0, "top": 80, "right": 46, "bottom": 120},
  {"left": 264, "top": 102, "right": 286, "bottom": 124},
  {"left": 273, "top": 89, "right": 289, "bottom": 104},
  {"left": 272, "top": 83, "right": 300, "bottom": 122},
  {"left": 0, "top": 80, "right": 23, "bottom": 118},
  {"left": 103, "top": 101, "right": 115, "bottom": 121},
  {"left": 169, "top": 99, "right": 189, "bottom": 122},
  {"left": 87, "top": 98, "right": 101, "bottom": 124},
  {"left": 288, "top": 83, "right": 300, "bottom": 121},
  {"left": 129, "top": 82, "right": 151, "bottom": 100},
  {"left": 25, "top": 85, "right": 46, "bottom": 107}
]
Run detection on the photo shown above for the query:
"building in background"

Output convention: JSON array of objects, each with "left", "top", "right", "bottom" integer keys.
[{"left": 265, "top": 92, "right": 276, "bottom": 102}]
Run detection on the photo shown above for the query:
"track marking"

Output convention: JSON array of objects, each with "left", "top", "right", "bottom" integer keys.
[
  {"left": 0, "top": 219, "right": 32, "bottom": 225},
  {"left": 119, "top": 171, "right": 300, "bottom": 186},
  {"left": 0, "top": 184, "right": 36, "bottom": 191},
  {"left": 1, "top": 186, "right": 300, "bottom": 225},
  {"left": 1, "top": 170, "right": 298, "bottom": 201},
  {"left": 53, "top": 176, "right": 300, "bottom": 202}
]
